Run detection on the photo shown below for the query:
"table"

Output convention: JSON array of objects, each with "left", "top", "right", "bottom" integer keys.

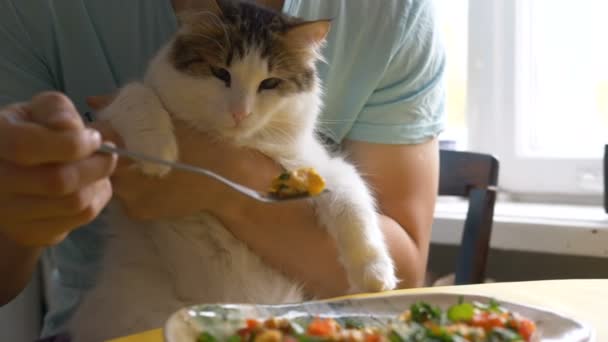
[{"left": 108, "top": 279, "right": 607, "bottom": 342}]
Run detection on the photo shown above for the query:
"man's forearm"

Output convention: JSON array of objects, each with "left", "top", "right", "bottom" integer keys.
[
  {"left": 0, "top": 235, "right": 42, "bottom": 306},
  {"left": 210, "top": 196, "right": 425, "bottom": 298},
  {"left": 212, "top": 197, "right": 349, "bottom": 298}
]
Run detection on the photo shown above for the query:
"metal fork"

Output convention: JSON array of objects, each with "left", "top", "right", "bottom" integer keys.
[{"left": 97, "top": 143, "right": 326, "bottom": 203}]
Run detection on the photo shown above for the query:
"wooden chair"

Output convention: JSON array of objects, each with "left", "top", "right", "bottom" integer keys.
[
  {"left": 438, "top": 149, "right": 499, "bottom": 285},
  {"left": 604, "top": 145, "right": 608, "bottom": 213}
]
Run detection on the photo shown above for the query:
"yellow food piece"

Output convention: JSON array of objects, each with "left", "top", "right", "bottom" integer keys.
[
  {"left": 269, "top": 167, "right": 326, "bottom": 197},
  {"left": 253, "top": 329, "right": 282, "bottom": 342}
]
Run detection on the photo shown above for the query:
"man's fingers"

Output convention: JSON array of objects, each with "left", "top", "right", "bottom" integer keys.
[
  {"left": 0, "top": 92, "right": 105, "bottom": 165},
  {"left": 0, "top": 179, "right": 112, "bottom": 222},
  {"left": 88, "top": 120, "right": 124, "bottom": 147},
  {"left": 0, "top": 116, "right": 103, "bottom": 165},
  {"left": 29, "top": 91, "right": 84, "bottom": 131},
  {"left": 0, "top": 152, "right": 117, "bottom": 196},
  {"left": 4, "top": 181, "right": 113, "bottom": 247}
]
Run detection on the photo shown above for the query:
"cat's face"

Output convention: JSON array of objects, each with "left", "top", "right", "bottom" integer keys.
[{"left": 157, "top": 0, "right": 329, "bottom": 140}]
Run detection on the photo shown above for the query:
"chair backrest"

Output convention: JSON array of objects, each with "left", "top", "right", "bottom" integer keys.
[
  {"left": 604, "top": 145, "right": 608, "bottom": 213},
  {"left": 438, "top": 149, "right": 499, "bottom": 285}
]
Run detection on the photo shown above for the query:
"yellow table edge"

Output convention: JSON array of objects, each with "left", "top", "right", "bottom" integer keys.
[{"left": 107, "top": 279, "right": 605, "bottom": 342}]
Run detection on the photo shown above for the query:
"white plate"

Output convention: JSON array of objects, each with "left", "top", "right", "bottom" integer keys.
[{"left": 164, "top": 293, "right": 595, "bottom": 342}]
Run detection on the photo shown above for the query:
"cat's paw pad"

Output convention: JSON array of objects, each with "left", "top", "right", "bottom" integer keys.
[{"left": 347, "top": 252, "right": 399, "bottom": 293}]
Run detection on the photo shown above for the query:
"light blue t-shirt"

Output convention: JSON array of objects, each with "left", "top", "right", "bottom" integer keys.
[{"left": 0, "top": 0, "right": 445, "bottom": 336}]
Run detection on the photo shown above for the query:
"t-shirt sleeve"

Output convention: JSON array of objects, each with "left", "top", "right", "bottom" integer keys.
[
  {"left": 347, "top": 0, "right": 446, "bottom": 145},
  {"left": 0, "top": 0, "right": 55, "bottom": 107}
]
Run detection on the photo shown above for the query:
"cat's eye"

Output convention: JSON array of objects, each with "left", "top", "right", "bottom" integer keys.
[
  {"left": 210, "top": 67, "right": 231, "bottom": 87},
  {"left": 259, "top": 78, "right": 282, "bottom": 91}
]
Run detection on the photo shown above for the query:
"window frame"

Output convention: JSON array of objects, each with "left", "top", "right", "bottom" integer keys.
[{"left": 465, "top": 0, "right": 604, "bottom": 200}]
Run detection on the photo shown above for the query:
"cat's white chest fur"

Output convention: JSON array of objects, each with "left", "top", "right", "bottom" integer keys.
[
  {"left": 68, "top": 203, "right": 304, "bottom": 342},
  {"left": 67, "top": 19, "right": 397, "bottom": 341}
]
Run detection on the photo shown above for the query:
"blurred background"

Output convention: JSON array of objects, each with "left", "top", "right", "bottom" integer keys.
[{"left": 429, "top": 0, "right": 608, "bottom": 282}]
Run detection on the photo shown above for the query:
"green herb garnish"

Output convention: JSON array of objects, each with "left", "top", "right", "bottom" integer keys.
[
  {"left": 410, "top": 302, "right": 442, "bottom": 323},
  {"left": 388, "top": 330, "right": 405, "bottom": 342},
  {"left": 343, "top": 318, "right": 363, "bottom": 329},
  {"left": 488, "top": 327, "right": 524, "bottom": 341},
  {"left": 197, "top": 332, "right": 217, "bottom": 342},
  {"left": 226, "top": 335, "right": 240, "bottom": 342}
]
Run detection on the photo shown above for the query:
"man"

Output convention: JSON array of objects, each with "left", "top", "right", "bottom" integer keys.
[{"left": 0, "top": 0, "right": 444, "bottom": 337}]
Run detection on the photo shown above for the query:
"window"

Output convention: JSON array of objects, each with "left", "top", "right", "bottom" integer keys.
[
  {"left": 438, "top": 0, "right": 607, "bottom": 201},
  {"left": 517, "top": 1, "right": 608, "bottom": 160},
  {"left": 435, "top": 0, "right": 469, "bottom": 150}
]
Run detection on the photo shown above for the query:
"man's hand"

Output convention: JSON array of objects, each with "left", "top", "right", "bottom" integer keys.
[
  {"left": 0, "top": 92, "right": 117, "bottom": 247},
  {"left": 0, "top": 91, "right": 117, "bottom": 305}
]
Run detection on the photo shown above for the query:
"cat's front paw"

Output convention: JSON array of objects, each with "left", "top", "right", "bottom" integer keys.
[
  {"left": 129, "top": 134, "right": 178, "bottom": 178},
  {"left": 347, "top": 249, "right": 399, "bottom": 293}
]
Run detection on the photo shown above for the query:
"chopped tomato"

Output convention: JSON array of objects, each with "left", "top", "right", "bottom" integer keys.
[
  {"left": 247, "top": 319, "right": 260, "bottom": 330},
  {"left": 424, "top": 323, "right": 442, "bottom": 336},
  {"left": 517, "top": 318, "right": 536, "bottom": 341},
  {"left": 237, "top": 328, "right": 250, "bottom": 340},
  {"left": 307, "top": 318, "right": 336, "bottom": 337},
  {"left": 365, "top": 333, "right": 382, "bottom": 342}
]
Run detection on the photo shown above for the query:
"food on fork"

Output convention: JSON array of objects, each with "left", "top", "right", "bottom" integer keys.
[
  {"left": 194, "top": 299, "right": 537, "bottom": 342},
  {"left": 269, "top": 167, "right": 326, "bottom": 198}
]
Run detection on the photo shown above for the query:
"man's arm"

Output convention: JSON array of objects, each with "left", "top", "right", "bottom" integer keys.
[
  {"left": 0, "top": 95, "right": 115, "bottom": 306},
  {"left": 0, "top": 236, "right": 42, "bottom": 305},
  {"left": 343, "top": 138, "right": 439, "bottom": 288},
  {"left": 207, "top": 138, "right": 438, "bottom": 296}
]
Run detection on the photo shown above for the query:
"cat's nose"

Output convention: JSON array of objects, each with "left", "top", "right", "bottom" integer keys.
[{"left": 232, "top": 110, "right": 250, "bottom": 126}]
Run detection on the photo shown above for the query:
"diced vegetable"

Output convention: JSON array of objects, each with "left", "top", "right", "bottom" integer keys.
[
  {"left": 269, "top": 168, "right": 326, "bottom": 197},
  {"left": 388, "top": 330, "right": 404, "bottom": 342},
  {"left": 471, "top": 312, "right": 508, "bottom": 331},
  {"left": 247, "top": 318, "right": 260, "bottom": 329},
  {"left": 488, "top": 327, "right": 524, "bottom": 341},
  {"left": 253, "top": 329, "right": 282, "bottom": 342},
  {"left": 516, "top": 319, "right": 536, "bottom": 341},
  {"left": 226, "top": 335, "right": 240, "bottom": 342},
  {"left": 202, "top": 299, "right": 536, "bottom": 342},
  {"left": 447, "top": 302, "right": 475, "bottom": 322},
  {"left": 198, "top": 332, "right": 217, "bottom": 342},
  {"left": 410, "top": 302, "right": 442, "bottom": 323},
  {"left": 364, "top": 333, "right": 382, "bottom": 342},
  {"left": 306, "top": 317, "right": 336, "bottom": 336},
  {"left": 289, "top": 321, "right": 305, "bottom": 335}
]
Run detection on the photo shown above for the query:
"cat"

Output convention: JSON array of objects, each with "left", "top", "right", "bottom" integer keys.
[{"left": 68, "top": 1, "right": 398, "bottom": 341}]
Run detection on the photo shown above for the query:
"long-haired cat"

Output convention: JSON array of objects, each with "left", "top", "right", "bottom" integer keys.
[{"left": 69, "top": 1, "right": 397, "bottom": 340}]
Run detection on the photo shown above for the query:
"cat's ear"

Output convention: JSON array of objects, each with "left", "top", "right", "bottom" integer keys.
[{"left": 285, "top": 19, "right": 331, "bottom": 49}]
